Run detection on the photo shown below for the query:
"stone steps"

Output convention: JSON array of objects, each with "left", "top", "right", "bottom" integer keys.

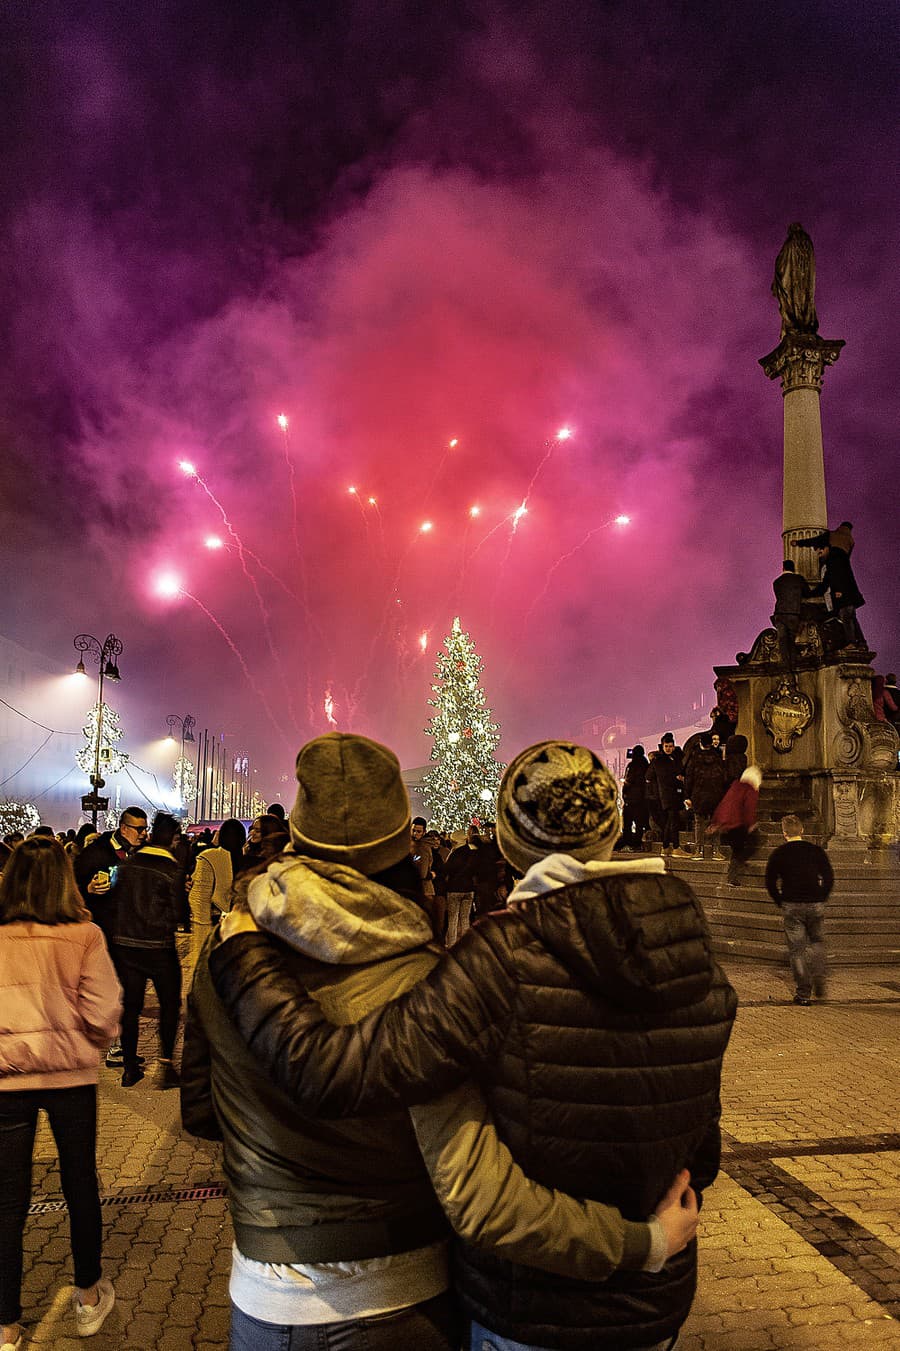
[{"left": 708, "top": 935, "right": 900, "bottom": 966}]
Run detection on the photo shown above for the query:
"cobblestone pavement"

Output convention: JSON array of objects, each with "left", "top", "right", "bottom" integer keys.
[{"left": 16, "top": 954, "right": 900, "bottom": 1348}]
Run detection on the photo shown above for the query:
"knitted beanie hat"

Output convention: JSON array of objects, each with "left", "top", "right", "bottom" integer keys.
[
  {"left": 496, "top": 741, "right": 621, "bottom": 874},
  {"left": 289, "top": 733, "right": 411, "bottom": 876}
]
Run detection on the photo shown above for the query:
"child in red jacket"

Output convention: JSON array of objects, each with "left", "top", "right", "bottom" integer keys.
[{"left": 709, "top": 766, "right": 762, "bottom": 886}]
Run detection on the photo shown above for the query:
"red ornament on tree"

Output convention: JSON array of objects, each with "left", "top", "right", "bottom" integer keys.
[{"left": 463, "top": 727, "right": 473, "bottom": 738}]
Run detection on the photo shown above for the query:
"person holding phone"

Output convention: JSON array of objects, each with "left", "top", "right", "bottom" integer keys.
[{"left": 73, "top": 809, "right": 148, "bottom": 1069}]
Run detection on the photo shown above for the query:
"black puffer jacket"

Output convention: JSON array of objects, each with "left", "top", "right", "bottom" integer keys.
[
  {"left": 621, "top": 756, "right": 648, "bottom": 805},
  {"left": 684, "top": 748, "right": 727, "bottom": 816},
  {"left": 210, "top": 869, "right": 736, "bottom": 1350},
  {"left": 645, "top": 750, "right": 684, "bottom": 810}
]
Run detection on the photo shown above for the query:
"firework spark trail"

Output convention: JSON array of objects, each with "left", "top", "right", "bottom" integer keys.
[
  {"left": 182, "top": 589, "right": 291, "bottom": 747},
  {"left": 519, "top": 428, "right": 570, "bottom": 513},
  {"left": 323, "top": 687, "right": 337, "bottom": 728},
  {"left": 367, "top": 496, "right": 387, "bottom": 560},
  {"left": 502, "top": 515, "right": 628, "bottom": 677},
  {"left": 277, "top": 415, "right": 317, "bottom": 633},
  {"left": 278, "top": 415, "right": 302, "bottom": 564},
  {"left": 421, "top": 437, "right": 460, "bottom": 512},
  {"left": 181, "top": 462, "right": 304, "bottom": 734}
]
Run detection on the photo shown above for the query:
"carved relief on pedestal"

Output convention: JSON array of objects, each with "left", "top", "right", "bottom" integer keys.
[
  {"left": 738, "top": 620, "right": 823, "bottom": 671},
  {"left": 832, "top": 665, "right": 900, "bottom": 772},
  {"left": 761, "top": 678, "right": 815, "bottom": 753},
  {"left": 832, "top": 774, "right": 860, "bottom": 839},
  {"left": 741, "top": 628, "right": 780, "bottom": 667}
]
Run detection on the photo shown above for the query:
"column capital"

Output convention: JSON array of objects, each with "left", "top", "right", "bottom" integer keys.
[{"left": 759, "top": 332, "right": 845, "bottom": 394}]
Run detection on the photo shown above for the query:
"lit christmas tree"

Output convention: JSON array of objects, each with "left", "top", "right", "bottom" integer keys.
[
  {"left": 423, "top": 617, "right": 504, "bottom": 829},
  {"left": 76, "top": 701, "right": 129, "bottom": 776}
]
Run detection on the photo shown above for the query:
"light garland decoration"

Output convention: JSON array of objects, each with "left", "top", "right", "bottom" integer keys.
[
  {"left": 423, "top": 617, "right": 504, "bottom": 829},
  {"left": 0, "top": 800, "right": 41, "bottom": 837},
  {"left": 75, "top": 702, "right": 129, "bottom": 776},
  {"left": 173, "top": 756, "right": 197, "bottom": 816}
]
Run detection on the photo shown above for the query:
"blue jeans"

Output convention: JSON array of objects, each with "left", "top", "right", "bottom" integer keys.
[
  {"left": 231, "top": 1292, "right": 460, "bottom": 1349},
  {"left": 782, "top": 901, "right": 827, "bottom": 997},
  {"left": 0, "top": 1085, "right": 102, "bottom": 1324},
  {"left": 469, "top": 1325, "right": 678, "bottom": 1351}
]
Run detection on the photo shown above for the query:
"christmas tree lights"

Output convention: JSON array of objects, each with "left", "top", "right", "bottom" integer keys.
[
  {"left": 423, "top": 617, "right": 504, "bottom": 829},
  {"left": 76, "top": 702, "right": 129, "bottom": 777},
  {"left": 173, "top": 756, "right": 197, "bottom": 817},
  {"left": 0, "top": 801, "right": 41, "bottom": 837}
]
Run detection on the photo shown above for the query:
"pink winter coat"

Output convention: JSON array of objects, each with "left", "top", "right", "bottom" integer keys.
[{"left": 0, "top": 920, "right": 121, "bottom": 1091}]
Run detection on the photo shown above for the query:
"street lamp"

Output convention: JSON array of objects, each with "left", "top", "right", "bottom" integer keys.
[
  {"left": 73, "top": 633, "right": 123, "bottom": 828},
  {"left": 166, "top": 714, "right": 196, "bottom": 816}
]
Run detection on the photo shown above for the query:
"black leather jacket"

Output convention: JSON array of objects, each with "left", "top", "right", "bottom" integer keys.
[
  {"left": 111, "top": 848, "right": 181, "bottom": 949},
  {"left": 210, "top": 870, "right": 737, "bottom": 1350}
]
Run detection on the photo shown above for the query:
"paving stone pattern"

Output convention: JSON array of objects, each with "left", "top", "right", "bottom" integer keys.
[{"left": 16, "top": 956, "right": 900, "bottom": 1348}]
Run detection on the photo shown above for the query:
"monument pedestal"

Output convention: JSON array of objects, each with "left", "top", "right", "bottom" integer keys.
[
  {"left": 683, "top": 633, "right": 900, "bottom": 967},
  {"left": 716, "top": 633, "right": 899, "bottom": 855}
]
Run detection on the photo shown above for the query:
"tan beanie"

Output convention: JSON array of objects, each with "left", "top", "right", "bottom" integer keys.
[
  {"left": 496, "top": 740, "right": 621, "bottom": 874},
  {"left": 289, "top": 733, "right": 412, "bottom": 876}
]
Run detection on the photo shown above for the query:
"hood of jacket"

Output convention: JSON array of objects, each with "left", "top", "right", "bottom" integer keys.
[
  {"left": 248, "top": 854, "right": 434, "bottom": 964},
  {"left": 506, "top": 853, "right": 713, "bottom": 1013}
]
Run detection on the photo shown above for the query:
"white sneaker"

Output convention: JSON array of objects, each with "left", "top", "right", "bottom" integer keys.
[{"left": 74, "top": 1279, "right": 115, "bottom": 1337}]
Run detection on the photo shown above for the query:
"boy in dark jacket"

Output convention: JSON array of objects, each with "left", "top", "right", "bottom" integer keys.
[
  {"left": 619, "top": 745, "right": 649, "bottom": 852},
  {"left": 111, "top": 813, "right": 183, "bottom": 1088},
  {"left": 644, "top": 734, "right": 684, "bottom": 856},
  {"left": 765, "top": 815, "right": 834, "bottom": 1004},
  {"left": 684, "top": 734, "right": 727, "bottom": 858}
]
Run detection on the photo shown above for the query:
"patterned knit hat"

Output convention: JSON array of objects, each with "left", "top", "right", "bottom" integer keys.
[
  {"left": 496, "top": 741, "right": 621, "bottom": 874},
  {"left": 289, "top": 733, "right": 411, "bottom": 876}
]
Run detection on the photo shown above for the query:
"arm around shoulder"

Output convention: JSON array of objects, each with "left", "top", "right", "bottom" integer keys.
[
  {"left": 409, "top": 1083, "right": 654, "bottom": 1281},
  {"left": 208, "top": 922, "right": 515, "bottom": 1117}
]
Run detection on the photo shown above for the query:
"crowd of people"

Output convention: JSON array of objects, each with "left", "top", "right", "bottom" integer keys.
[
  {"left": 0, "top": 670, "right": 893, "bottom": 1348},
  {"left": 615, "top": 700, "right": 762, "bottom": 885},
  {"left": 0, "top": 732, "right": 743, "bottom": 1351}
]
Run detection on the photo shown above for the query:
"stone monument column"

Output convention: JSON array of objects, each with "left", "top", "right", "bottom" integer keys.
[{"left": 758, "top": 223, "right": 844, "bottom": 582}]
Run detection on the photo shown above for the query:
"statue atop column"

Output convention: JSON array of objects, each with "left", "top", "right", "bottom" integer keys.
[{"left": 772, "top": 222, "right": 819, "bottom": 336}]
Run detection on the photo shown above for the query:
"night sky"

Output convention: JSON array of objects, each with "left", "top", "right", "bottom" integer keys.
[{"left": 2, "top": 1, "right": 897, "bottom": 791}]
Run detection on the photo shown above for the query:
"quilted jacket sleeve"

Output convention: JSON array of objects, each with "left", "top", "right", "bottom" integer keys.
[
  {"left": 180, "top": 965, "right": 222, "bottom": 1140},
  {"left": 409, "top": 1084, "right": 654, "bottom": 1278},
  {"left": 208, "top": 923, "right": 516, "bottom": 1117}
]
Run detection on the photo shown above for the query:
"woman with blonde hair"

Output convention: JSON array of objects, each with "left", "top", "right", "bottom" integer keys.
[
  {"left": 0, "top": 838, "right": 121, "bottom": 1347},
  {"left": 188, "top": 819, "right": 246, "bottom": 980}
]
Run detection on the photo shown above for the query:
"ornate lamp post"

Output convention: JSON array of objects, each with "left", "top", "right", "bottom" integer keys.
[
  {"left": 166, "top": 714, "right": 196, "bottom": 817},
  {"left": 73, "top": 633, "right": 123, "bottom": 828}
]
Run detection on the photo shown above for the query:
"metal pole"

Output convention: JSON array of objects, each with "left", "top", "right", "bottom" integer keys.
[
  {"left": 92, "top": 661, "right": 105, "bottom": 829},
  {"left": 200, "top": 730, "right": 208, "bottom": 821}
]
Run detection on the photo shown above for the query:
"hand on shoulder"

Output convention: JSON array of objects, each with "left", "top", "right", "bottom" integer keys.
[{"left": 218, "top": 909, "right": 259, "bottom": 940}]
